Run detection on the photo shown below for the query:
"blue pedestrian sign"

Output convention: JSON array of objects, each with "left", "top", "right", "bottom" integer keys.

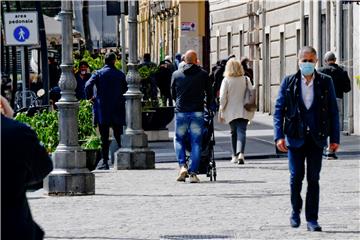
[
  {"left": 4, "top": 12, "right": 39, "bottom": 46},
  {"left": 14, "top": 26, "right": 30, "bottom": 42}
]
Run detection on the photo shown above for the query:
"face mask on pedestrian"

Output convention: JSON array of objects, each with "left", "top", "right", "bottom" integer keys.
[
  {"left": 80, "top": 70, "right": 86, "bottom": 75},
  {"left": 299, "top": 62, "right": 315, "bottom": 76}
]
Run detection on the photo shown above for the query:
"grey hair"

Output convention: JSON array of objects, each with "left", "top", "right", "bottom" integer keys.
[
  {"left": 324, "top": 51, "right": 336, "bottom": 62},
  {"left": 298, "top": 46, "right": 317, "bottom": 58}
]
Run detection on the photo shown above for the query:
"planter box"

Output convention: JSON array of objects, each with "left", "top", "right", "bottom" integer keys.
[
  {"left": 142, "top": 106, "right": 174, "bottom": 131},
  {"left": 84, "top": 149, "right": 101, "bottom": 171}
]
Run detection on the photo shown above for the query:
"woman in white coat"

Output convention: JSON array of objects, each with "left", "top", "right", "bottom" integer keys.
[{"left": 218, "top": 59, "right": 255, "bottom": 164}]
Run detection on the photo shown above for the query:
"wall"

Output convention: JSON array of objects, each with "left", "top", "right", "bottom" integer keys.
[{"left": 209, "top": 0, "right": 359, "bottom": 135}]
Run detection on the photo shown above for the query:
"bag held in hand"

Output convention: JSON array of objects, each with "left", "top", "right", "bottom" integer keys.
[{"left": 244, "top": 77, "right": 257, "bottom": 111}]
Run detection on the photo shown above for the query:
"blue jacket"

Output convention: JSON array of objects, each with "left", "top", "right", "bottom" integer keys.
[
  {"left": 85, "top": 65, "right": 127, "bottom": 125},
  {"left": 273, "top": 70, "right": 339, "bottom": 148}
]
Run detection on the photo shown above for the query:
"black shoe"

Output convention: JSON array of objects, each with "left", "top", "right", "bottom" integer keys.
[
  {"left": 307, "top": 221, "right": 322, "bottom": 232},
  {"left": 326, "top": 152, "right": 338, "bottom": 160},
  {"left": 290, "top": 212, "right": 301, "bottom": 228},
  {"left": 96, "top": 161, "right": 110, "bottom": 170}
]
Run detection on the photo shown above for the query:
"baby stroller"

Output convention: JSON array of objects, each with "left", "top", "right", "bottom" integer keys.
[{"left": 185, "top": 106, "right": 217, "bottom": 181}]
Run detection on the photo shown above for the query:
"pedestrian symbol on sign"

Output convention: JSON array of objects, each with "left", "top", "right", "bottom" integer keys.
[{"left": 14, "top": 26, "right": 30, "bottom": 42}]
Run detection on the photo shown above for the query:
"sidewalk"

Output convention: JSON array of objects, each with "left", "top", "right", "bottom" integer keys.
[
  {"left": 28, "top": 112, "right": 360, "bottom": 239},
  {"left": 151, "top": 112, "right": 360, "bottom": 163},
  {"left": 29, "top": 158, "right": 360, "bottom": 239}
]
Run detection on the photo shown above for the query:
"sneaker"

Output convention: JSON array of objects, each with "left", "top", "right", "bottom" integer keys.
[
  {"left": 189, "top": 174, "right": 200, "bottom": 183},
  {"left": 238, "top": 153, "right": 245, "bottom": 165},
  {"left": 176, "top": 166, "right": 188, "bottom": 182},
  {"left": 96, "top": 162, "right": 110, "bottom": 170},
  {"left": 230, "top": 156, "right": 237, "bottom": 163}
]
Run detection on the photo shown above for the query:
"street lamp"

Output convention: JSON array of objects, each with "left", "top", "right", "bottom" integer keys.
[
  {"left": 114, "top": 0, "right": 155, "bottom": 169},
  {"left": 44, "top": 0, "right": 95, "bottom": 195}
]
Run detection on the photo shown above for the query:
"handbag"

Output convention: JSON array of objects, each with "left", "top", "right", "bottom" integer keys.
[{"left": 243, "top": 77, "right": 257, "bottom": 112}]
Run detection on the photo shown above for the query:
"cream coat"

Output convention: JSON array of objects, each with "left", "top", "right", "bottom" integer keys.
[{"left": 219, "top": 76, "right": 255, "bottom": 124}]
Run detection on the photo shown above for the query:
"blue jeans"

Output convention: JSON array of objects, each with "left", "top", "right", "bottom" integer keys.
[
  {"left": 229, "top": 118, "right": 248, "bottom": 156},
  {"left": 174, "top": 112, "right": 204, "bottom": 174},
  {"left": 288, "top": 133, "right": 323, "bottom": 222}
]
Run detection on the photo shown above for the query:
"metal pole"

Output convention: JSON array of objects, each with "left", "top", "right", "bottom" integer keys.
[
  {"left": 35, "top": 1, "right": 49, "bottom": 105},
  {"left": 21, "top": 47, "right": 26, "bottom": 108},
  {"left": 115, "top": 0, "right": 155, "bottom": 170},
  {"left": 44, "top": 0, "right": 95, "bottom": 196}
]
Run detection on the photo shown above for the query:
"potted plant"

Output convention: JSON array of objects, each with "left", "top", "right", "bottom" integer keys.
[
  {"left": 78, "top": 100, "right": 102, "bottom": 170},
  {"left": 15, "top": 100, "right": 102, "bottom": 171}
]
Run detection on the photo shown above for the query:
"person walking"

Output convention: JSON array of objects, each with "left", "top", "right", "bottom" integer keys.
[
  {"left": 156, "top": 60, "right": 173, "bottom": 106},
  {"left": 75, "top": 61, "right": 92, "bottom": 100},
  {"left": 241, "top": 57, "right": 254, "bottom": 85},
  {"left": 85, "top": 52, "right": 128, "bottom": 170},
  {"left": 273, "top": 46, "right": 339, "bottom": 232},
  {"left": 317, "top": 51, "right": 351, "bottom": 159},
  {"left": 171, "top": 50, "right": 212, "bottom": 183},
  {"left": 218, "top": 59, "right": 255, "bottom": 164},
  {"left": 1, "top": 97, "right": 53, "bottom": 240}
]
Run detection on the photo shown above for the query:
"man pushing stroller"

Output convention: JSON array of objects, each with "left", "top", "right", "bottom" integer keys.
[{"left": 171, "top": 50, "right": 213, "bottom": 183}]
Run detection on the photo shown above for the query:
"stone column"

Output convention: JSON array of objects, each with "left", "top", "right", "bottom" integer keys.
[
  {"left": 115, "top": 0, "right": 155, "bottom": 170},
  {"left": 44, "top": 1, "right": 95, "bottom": 195}
]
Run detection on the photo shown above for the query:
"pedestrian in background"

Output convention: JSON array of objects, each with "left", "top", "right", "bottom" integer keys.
[
  {"left": 317, "top": 51, "right": 351, "bottom": 159},
  {"left": 171, "top": 50, "right": 212, "bottom": 183},
  {"left": 85, "top": 52, "right": 128, "bottom": 170},
  {"left": 273, "top": 46, "right": 339, "bottom": 232},
  {"left": 75, "top": 61, "right": 92, "bottom": 100},
  {"left": 218, "top": 59, "right": 255, "bottom": 164},
  {"left": 241, "top": 57, "right": 254, "bottom": 85},
  {"left": 174, "top": 53, "right": 182, "bottom": 70},
  {"left": 1, "top": 97, "right": 53, "bottom": 240},
  {"left": 156, "top": 60, "right": 173, "bottom": 106}
]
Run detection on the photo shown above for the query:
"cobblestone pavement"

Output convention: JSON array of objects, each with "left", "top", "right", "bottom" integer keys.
[{"left": 28, "top": 157, "right": 360, "bottom": 240}]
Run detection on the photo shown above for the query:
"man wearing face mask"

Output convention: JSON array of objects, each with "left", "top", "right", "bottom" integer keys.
[
  {"left": 273, "top": 46, "right": 339, "bottom": 232},
  {"left": 75, "top": 61, "right": 92, "bottom": 100}
]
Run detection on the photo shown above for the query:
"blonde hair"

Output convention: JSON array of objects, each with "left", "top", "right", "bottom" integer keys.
[{"left": 223, "top": 59, "right": 244, "bottom": 78}]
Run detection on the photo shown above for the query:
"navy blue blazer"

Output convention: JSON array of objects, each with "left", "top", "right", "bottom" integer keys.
[
  {"left": 85, "top": 65, "right": 127, "bottom": 125},
  {"left": 1, "top": 114, "right": 53, "bottom": 239},
  {"left": 273, "top": 70, "right": 340, "bottom": 148}
]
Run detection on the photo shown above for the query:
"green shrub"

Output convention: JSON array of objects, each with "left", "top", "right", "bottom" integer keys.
[{"left": 15, "top": 100, "right": 101, "bottom": 152}]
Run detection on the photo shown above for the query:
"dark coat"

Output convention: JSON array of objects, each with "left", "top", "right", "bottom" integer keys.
[
  {"left": 171, "top": 64, "right": 212, "bottom": 113},
  {"left": 273, "top": 70, "right": 339, "bottom": 148},
  {"left": 75, "top": 72, "right": 92, "bottom": 100},
  {"left": 317, "top": 63, "right": 351, "bottom": 99},
  {"left": 1, "top": 115, "right": 53, "bottom": 240},
  {"left": 85, "top": 64, "right": 127, "bottom": 125}
]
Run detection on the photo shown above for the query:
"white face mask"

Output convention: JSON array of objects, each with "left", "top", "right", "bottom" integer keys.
[{"left": 80, "top": 70, "right": 86, "bottom": 75}]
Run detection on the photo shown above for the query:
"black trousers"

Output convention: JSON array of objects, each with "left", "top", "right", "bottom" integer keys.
[{"left": 98, "top": 123, "right": 123, "bottom": 162}]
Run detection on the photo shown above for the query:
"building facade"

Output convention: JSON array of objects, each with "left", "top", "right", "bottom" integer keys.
[
  {"left": 138, "top": 0, "right": 208, "bottom": 68},
  {"left": 209, "top": 0, "right": 360, "bottom": 135}
]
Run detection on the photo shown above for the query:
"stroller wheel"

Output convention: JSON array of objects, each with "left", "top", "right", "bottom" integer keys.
[{"left": 213, "top": 168, "right": 217, "bottom": 181}]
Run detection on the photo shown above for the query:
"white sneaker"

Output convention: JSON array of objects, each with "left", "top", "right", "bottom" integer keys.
[
  {"left": 238, "top": 153, "right": 245, "bottom": 165},
  {"left": 189, "top": 174, "right": 200, "bottom": 183},
  {"left": 230, "top": 156, "right": 237, "bottom": 163},
  {"left": 176, "top": 166, "right": 188, "bottom": 182}
]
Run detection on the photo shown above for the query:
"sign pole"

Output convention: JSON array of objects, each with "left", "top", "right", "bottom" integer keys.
[{"left": 21, "top": 46, "right": 26, "bottom": 108}]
